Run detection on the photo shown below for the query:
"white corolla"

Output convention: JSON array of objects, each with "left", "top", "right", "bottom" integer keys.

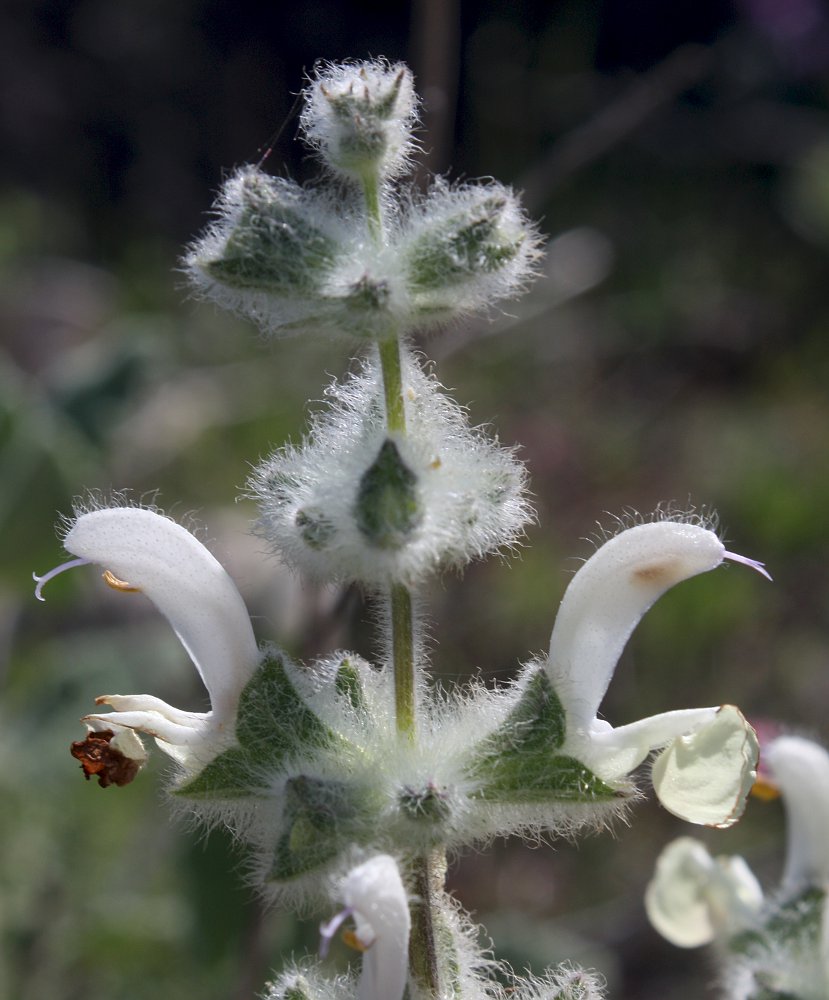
[
  {"left": 35, "top": 505, "right": 261, "bottom": 772},
  {"left": 546, "top": 519, "right": 768, "bottom": 827}
]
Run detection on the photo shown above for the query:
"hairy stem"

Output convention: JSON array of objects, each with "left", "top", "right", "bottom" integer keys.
[
  {"left": 363, "top": 169, "right": 441, "bottom": 998},
  {"left": 365, "top": 175, "right": 412, "bottom": 739},
  {"left": 378, "top": 334, "right": 406, "bottom": 435},
  {"left": 409, "top": 852, "right": 444, "bottom": 997},
  {"left": 362, "top": 170, "right": 383, "bottom": 241},
  {"left": 390, "top": 581, "right": 416, "bottom": 740}
]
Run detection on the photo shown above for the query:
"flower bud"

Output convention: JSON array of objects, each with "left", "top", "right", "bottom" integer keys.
[
  {"left": 263, "top": 969, "right": 335, "bottom": 1000},
  {"left": 398, "top": 782, "right": 452, "bottom": 824},
  {"left": 282, "top": 982, "right": 313, "bottom": 1000},
  {"left": 403, "top": 180, "right": 542, "bottom": 324},
  {"left": 355, "top": 439, "right": 422, "bottom": 550},
  {"left": 301, "top": 60, "right": 417, "bottom": 180},
  {"left": 509, "top": 967, "right": 608, "bottom": 1000},
  {"left": 201, "top": 169, "right": 338, "bottom": 294},
  {"left": 335, "top": 657, "right": 367, "bottom": 714},
  {"left": 183, "top": 167, "right": 347, "bottom": 336}
]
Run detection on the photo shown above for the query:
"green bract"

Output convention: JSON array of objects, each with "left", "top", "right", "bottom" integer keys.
[
  {"left": 407, "top": 194, "right": 524, "bottom": 290},
  {"left": 271, "top": 775, "right": 377, "bottom": 882},
  {"left": 175, "top": 651, "right": 336, "bottom": 799},
  {"left": 466, "top": 668, "right": 620, "bottom": 805},
  {"left": 203, "top": 171, "right": 338, "bottom": 295}
]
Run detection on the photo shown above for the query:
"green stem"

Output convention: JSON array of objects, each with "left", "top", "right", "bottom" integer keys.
[
  {"left": 390, "top": 581, "right": 415, "bottom": 741},
  {"left": 378, "top": 335, "right": 406, "bottom": 435},
  {"left": 363, "top": 173, "right": 413, "bottom": 739},
  {"left": 378, "top": 337, "right": 413, "bottom": 741},
  {"left": 409, "top": 853, "right": 443, "bottom": 997},
  {"left": 361, "top": 167, "right": 441, "bottom": 997},
  {"left": 361, "top": 170, "right": 383, "bottom": 242}
]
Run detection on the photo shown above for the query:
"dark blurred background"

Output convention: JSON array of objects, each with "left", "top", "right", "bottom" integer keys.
[{"left": 3, "top": 1, "right": 829, "bottom": 997}]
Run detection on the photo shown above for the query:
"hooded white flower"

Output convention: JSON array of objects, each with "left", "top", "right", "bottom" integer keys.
[
  {"left": 548, "top": 519, "right": 767, "bottom": 827},
  {"left": 35, "top": 506, "right": 261, "bottom": 771},
  {"left": 321, "top": 855, "right": 410, "bottom": 1000}
]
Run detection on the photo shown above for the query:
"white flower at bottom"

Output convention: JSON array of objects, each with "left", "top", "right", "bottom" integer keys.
[
  {"left": 34, "top": 506, "right": 261, "bottom": 772},
  {"left": 321, "top": 855, "right": 410, "bottom": 1000},
  {"left": 647, "top": 737, "right": 829, "bottom": 999},
  {"left": 645, "top": 837, "right": 763, "bottom": 947},
  {"left": 547, "top": 518, "right": 767, "bottom": 827}
]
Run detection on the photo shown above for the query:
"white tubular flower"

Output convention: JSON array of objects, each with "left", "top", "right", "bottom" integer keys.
[
  {"left": 321, "top": 855, "right": 410, "bottom": 1000},
  {"left": 645, "top": 837, "right": 764, "bottom": 947},
  {"left": 765, "top": 736, "right": 829, "bottom": 894},
  {"left": 35, "top": 506, "right": 261, "bottom": 770},
  {"left": 548, "top": 519, "right": 767, "bottom": 827}
]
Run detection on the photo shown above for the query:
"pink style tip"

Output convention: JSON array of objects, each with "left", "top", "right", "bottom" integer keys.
[
  {"left": 723, "top": 550, "right": 772, "bottom": 582},
  {"left": 32, "top": 557, "right": 91, "bottom": 602}
]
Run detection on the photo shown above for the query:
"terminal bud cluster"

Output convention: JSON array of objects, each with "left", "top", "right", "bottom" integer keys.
[{"left": 184, "top": 62, "right": 540, "bottom": 339}]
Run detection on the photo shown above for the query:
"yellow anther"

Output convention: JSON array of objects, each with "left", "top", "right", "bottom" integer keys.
[
  {"left": 751, "top": 777, "right": 781, "bottom": 801},
  {"left": 430, "top": 457, "right": 442, "bottom": 469},
  {"left": 342, "top": 928, "right": 371, "bottom": 953},
  {"left": 102, "top": 570, "right": 141, "bottom": 593}
]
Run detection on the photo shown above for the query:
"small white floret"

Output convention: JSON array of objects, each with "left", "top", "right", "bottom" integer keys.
[
  {"left": 322, "top": 855, "right": 410, "bottom": 1000},
  {"left": 645, "top": 837, "right": 763, "bottom": 947}
]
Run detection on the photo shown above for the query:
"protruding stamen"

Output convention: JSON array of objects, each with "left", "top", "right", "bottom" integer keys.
[
  {"left": 319, "top": 906, "right": 354, "bottom": 958},
  {"left": 33, "top": 558, "right": 91, "bottom": 602},
  {"left": 102, "top": 569, "right": 141, "bottom": 593},
  {"left": 724, "top": 550, "right": 773, "bottom": 581}
]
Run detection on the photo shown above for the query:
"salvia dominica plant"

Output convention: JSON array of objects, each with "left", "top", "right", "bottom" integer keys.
[{"left": 36, "top": 58, "right": 821, "bottom": 1000}]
